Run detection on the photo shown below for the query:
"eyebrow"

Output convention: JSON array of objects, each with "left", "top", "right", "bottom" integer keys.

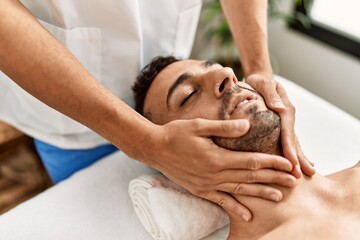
[
  {"left": 166, "top": 60, "right": 218, "bottom": 109},
  {"left": 201, "top": 60, "right": 218, "bottom": 68}
]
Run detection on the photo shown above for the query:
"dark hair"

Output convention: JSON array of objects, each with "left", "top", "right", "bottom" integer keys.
[{"left": 132, "top": 56, "right": 180, "bottom": 116}]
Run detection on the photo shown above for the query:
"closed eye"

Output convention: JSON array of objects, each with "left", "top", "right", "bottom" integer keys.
[{"left": 180, "top": 90, "right": 197, "bottom": 106}]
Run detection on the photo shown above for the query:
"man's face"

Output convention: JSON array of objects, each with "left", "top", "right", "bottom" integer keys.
[
  {"left": 143, "top": 59, "right": 281, "bottom": 153},
  {"left": 144, "top": 59, "right": 268, "bottom": 124}
]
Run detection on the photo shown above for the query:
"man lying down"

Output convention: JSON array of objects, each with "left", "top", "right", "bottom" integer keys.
[{"left": 132, "top": 56, "right": 360, "bottom": 239}]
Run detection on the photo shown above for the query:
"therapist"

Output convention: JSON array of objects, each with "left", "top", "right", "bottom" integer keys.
[{"left": 0, "top": 0, "right": 314, "bottom": 221}]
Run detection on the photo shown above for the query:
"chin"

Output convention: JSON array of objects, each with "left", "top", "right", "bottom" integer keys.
[
  {"left": 213, "top": 109, "right": 281, "bottom": 154},
  {"left": 230, "top": 101, "right": 267, "bottom": 120}
]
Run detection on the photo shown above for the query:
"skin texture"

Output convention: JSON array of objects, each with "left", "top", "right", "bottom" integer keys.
[
  {"left": 143, "top": 59, "right": 360, "bottom": 239},
  {"left": 211, "top": 85, "right": 281, "bottom": 154},
  {"left": 0, "top": 0, "right": 312, "bottom": 220},
  {"left": 226, "top": 164, "right": 360, "bottom": 240},
  {"left": 213, "top": 108, "right": 281, "bottom": 155},
  {"left": 220, "top": 0, "right": 315, "bottom": 177},
  {"left": 144, "top": 59, "right": 301, "bottom": 211}
]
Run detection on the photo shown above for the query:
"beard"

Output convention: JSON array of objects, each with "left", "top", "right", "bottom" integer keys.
[{"left": 212, "top": 85, "right": 281, "bottom": 155}]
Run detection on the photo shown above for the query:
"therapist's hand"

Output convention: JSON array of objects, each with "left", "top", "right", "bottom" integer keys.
[
  {"left": 246, "top": 73, "right": 316, "bottom": 177},
  {"left": 148, "top": 118, "right": 296, "bottom": 222}
]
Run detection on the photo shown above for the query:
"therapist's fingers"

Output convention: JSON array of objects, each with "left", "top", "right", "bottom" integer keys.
[
  {"left": 295, "top": 138, "right": 316, "bottom": 176},
  {"left": 203, "top": 190, "right": 252, "bottom": 222},
  {"left": 193, "top": 118, "right": 250, "bottom": 137},
  {"left": 216, "top": 183, "right": 283, "bottom": 202},
  {"left": 276, "top": 82, "right": 302, "bottom": 178},
  {"left": 277, "top": 83, "right": 316, "bottom": 177},
  {"left": 246, "top": 75, "right": 301, "bottom": 176},
  {"left": 281, "top": 128, "right": 301, "bottom": 178},
  {"left": 216, "top": 169, "right": 297, "bottom": 188},
  {"left": 151, "top": 118, "right": 296, "bottom": 223},
  {"left": 246, "top": 74, "right": 286, "bottom": 111},
  {"left": 215, "top": 151, "right": 293, "bottom": 172}
]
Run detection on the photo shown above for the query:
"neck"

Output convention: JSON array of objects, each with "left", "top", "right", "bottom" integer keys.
[{"left": 228, "top": 172, "right": 347, "bottom": 239}]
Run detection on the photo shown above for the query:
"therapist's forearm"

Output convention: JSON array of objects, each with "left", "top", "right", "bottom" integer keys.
[
  {"left": 221, "top": 0, "right": 316, "bottom": 177},
  {"left": 0, "top": 0, "right": 154, "bottom": 161},
  {"left": 220, "top": 0, "right": 272, "bottom": 77},
  {"left": 0, "top": 1, "right": 304, "bottom": 217}
]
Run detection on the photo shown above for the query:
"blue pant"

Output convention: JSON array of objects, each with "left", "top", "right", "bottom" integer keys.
[{"left": 34, "top": 139, "right": 118, "bottom": 184}]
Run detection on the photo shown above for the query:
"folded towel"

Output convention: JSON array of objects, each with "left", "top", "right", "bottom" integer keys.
[{"left": 128, "top": 174, "right": 229, "bottom": 240}]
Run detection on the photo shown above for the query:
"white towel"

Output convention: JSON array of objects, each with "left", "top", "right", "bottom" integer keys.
[{"left": 128, "top": 174, "right": 230, "bottom": 240}]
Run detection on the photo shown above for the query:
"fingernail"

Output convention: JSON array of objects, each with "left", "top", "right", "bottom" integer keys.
[
  {"left": 270, "top": 193, "right": 281, "bottom": 202},
  {"left": 273, "top": 100, "right": 285, "bottom": 109},
  {"left": 235, "top": 119, "right": 249, "bottom": 129},
  {"left": 242, "top": 214, "right": 250, "bottom": 222}
]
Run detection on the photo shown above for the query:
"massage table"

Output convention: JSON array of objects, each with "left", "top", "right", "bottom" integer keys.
[{"left": 0, "top": 76, "right": 359, "bottom": 239}]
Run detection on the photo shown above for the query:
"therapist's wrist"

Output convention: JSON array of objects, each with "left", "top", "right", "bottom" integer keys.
[
  {"left": 240, "top": 54, "right": 273, "bottom": 79},
  {"left": 245, "top": 71, "right": 273, "bottom": 81},
  {"left": 133, "top": 121, "right": 164, "bottom": 170}
]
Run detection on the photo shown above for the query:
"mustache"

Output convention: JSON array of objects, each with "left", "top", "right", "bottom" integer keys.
[
  {"left": 234, "top": 83, "right": 258, "bottom": 94},
  {"left": 218, "top": 84, "right": 260, "bottom": 119}
]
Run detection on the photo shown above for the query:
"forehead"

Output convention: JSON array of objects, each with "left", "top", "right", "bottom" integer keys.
[
  {"left": 143, "top": 59, "right": 203, "bottom": 123},
  {"left": 155, "top": 59, "right": 202, "bottom": 88}
]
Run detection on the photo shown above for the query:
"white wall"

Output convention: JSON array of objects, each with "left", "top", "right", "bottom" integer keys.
[{"left": 268, "top": 19, "right": 360, "bottom": 120}]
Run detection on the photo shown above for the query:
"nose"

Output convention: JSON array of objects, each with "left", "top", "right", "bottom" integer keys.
[{"left": 213, "top": 67, "right": 237, "bottom": 98}]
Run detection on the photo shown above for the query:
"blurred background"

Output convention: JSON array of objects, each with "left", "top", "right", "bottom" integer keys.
[
  {"left": 192, "top": 0, "right": 360, "bottom": 120},
  {"left": 0, "top": 0, "right": 359, "bottom": 215}
]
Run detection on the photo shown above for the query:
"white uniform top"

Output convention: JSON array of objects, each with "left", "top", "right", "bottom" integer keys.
[{"left": 0, "top": 0, "right": 201, "bottom": 149}]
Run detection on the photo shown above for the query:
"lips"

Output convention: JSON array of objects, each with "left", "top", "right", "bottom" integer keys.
[{"left": 229, "top": 93, "right": 257, "bottom": 115}]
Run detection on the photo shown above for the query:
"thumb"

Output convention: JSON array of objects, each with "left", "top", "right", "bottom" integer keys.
[
  {"left": 247, "top": 77, "right": 285, "bottom": 111},
  {"left": 192, "top": 118, "right": 250, "bottom": 138},
  {"left": 265, "top": 91, "right": 286, "bottom": 111}
]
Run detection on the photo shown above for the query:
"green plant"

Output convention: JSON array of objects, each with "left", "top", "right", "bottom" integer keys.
[
  {"left": 198, "top": 0, "right": 313, "bottom": 77},
  {"left": 202, "top": 0, "right": 312, "bottom": 60},
  {"left": 268, "top": 0, "right": 312, "bottom": 27}
]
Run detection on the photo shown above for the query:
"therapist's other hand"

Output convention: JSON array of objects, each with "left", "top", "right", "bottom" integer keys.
[
  {"left": 246, "top": 73, "right": 316, "bottom": 177},
  {"left": 149, "top": 118, "right": 296, "bottom": 222}
]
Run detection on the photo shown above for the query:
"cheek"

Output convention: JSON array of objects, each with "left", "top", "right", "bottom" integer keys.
[
  {"left": 258, "top": 98, "right": 270, "bottom": 111},
  {"left": 181, "top": 103, "right": 221, "bottom": 120},
  {"left": 258, "top": 101, "right": 269, "bottom": 112}
]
